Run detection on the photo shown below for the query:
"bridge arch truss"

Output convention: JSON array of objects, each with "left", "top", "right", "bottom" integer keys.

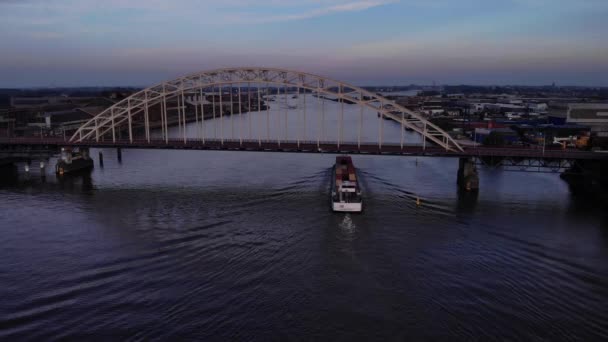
[{"left": 71, "top": 67, "right": 463, "bottom": 152}]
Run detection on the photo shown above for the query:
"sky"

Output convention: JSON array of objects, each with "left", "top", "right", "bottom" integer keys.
[{"left": 0, "top": 0, "right": 607, "bottom": 87}]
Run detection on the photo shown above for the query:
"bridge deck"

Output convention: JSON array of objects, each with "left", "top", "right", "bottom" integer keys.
[{"left": 1, "top": 137, "right": 606, "bottom": 160}]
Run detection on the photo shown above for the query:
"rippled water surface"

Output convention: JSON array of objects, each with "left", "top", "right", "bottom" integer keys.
[{"left": 1, "top": 101, "right": 608, "bottom": 340}]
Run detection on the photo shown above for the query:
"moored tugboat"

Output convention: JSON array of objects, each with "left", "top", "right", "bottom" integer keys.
[{"left": 55, "top": 147, "right": 94, "bottom": 175}]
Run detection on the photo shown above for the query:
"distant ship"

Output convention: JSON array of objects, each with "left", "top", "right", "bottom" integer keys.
[{"left": 331, "top": 156, "right": 363, "bottom": 212}]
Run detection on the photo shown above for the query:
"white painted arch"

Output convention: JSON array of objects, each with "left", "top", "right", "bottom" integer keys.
[{"left": 71, "top": 67, "right": 463, "bottom": 152}]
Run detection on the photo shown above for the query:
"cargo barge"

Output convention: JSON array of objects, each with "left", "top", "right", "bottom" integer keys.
[{"left": 331, "top": 156, "right": 363, "bottom": 212}]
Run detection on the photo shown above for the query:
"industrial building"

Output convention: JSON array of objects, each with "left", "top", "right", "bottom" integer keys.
[{"left": 567, "top": 104, "right": 608, "bottom": 133}]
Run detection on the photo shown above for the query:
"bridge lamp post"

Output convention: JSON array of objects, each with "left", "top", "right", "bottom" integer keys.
[
  {"left": 540, "top": 132, "right": 545, "bottom": 156},
  {"left": 358, "top": 92, "right": 363, "bottom": 151},
  {"left": 543, "top": 137, "right": 546, "bottom": 156},
  {"left": 422, "top": 122, "right": 427, "bottom": 151},
  {"left": 238, "top": 85, "right": 243, "bottom": 146},
  {"left": 220, "top": 86, "right": 224, "bottom": 145},
  {"left": 230, "top": 83, "right": 234, "bottom": 140},
  {"left": 474, "top": 130, "right": 477, "bottom": 148}
]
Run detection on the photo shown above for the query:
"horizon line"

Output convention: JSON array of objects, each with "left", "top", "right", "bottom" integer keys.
[{"left": 2, "top": 83, "right": 608, "bottom": 90}]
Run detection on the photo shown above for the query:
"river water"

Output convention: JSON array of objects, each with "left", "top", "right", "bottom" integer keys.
[{"left": 1, "top": 96, "right": 607, "bottom": 340}]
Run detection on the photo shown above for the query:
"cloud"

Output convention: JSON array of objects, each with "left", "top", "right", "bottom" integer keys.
[
  {"left": 29, "top": 31, "right": 64, "bottom": 39},
  {"left": 0, "top": 0, "right": 606, "bottom": 87},
  {"left": 227, "top": 0, "right": 397, "bottom": 23},
  {"left": 0, "top": 0, "right": 399, "bottom": 30},
  {"left": 343, "top": 34, "right": 608, "bottom": 74}
]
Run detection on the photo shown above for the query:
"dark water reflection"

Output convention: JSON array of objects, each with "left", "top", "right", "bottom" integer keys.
[{"left": 1, "top": 149, "right": 607, "bottom": 340}]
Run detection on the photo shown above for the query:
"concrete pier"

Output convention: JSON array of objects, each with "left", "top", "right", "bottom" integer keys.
[
  {"left": 0, "top": 158, "right": 15, "bottom": 168},
  {"left": 561, "top": 160, "right": 608, "bottom": 200},
  {"left": 457, "top": 157, "right": 479, "bottom": 191}
]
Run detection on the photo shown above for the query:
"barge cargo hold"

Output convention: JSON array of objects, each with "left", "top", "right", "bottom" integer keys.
[{"left": 331, "top": 156, "right": 363, "bottom": 212}]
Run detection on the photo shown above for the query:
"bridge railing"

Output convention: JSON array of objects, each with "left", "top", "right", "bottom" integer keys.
[{"left": 2, "top": 136, "right": 607, "bottom": 160}]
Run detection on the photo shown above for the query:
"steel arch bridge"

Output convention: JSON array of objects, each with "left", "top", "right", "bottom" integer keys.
[{"left": 71, "top": 67, "right": 464, "bottom": 152}]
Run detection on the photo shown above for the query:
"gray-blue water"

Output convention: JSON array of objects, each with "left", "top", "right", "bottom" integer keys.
[
  {"left": 1, "top": 149, "right": 607, "bottom": 340},
  {"left": 1, "top": 98, "right": 608, "bottom": 340}
]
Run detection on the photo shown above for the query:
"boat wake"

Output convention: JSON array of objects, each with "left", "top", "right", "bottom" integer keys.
[{"left": 339, "top": 214, "right": 356, "bottom": 232}]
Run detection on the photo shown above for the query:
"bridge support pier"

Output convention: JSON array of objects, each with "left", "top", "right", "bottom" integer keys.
[
  {"left": 561, "top": 160, "right": 608, "bottom": 201},
  {"left": 98, "top": 151, "right": 104, "bottom": 167},
  {"left": 457, "top": 157, "right": 479, "bottom": 192},
  {"left": 0, "top": 162, "right": 18, "bottom": 184},
  {"left": 117, "top": 148, "right": 122, "bottom": 163},
  {"left": 0, "top": 159, "right": 15, "bottom": 168}
]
